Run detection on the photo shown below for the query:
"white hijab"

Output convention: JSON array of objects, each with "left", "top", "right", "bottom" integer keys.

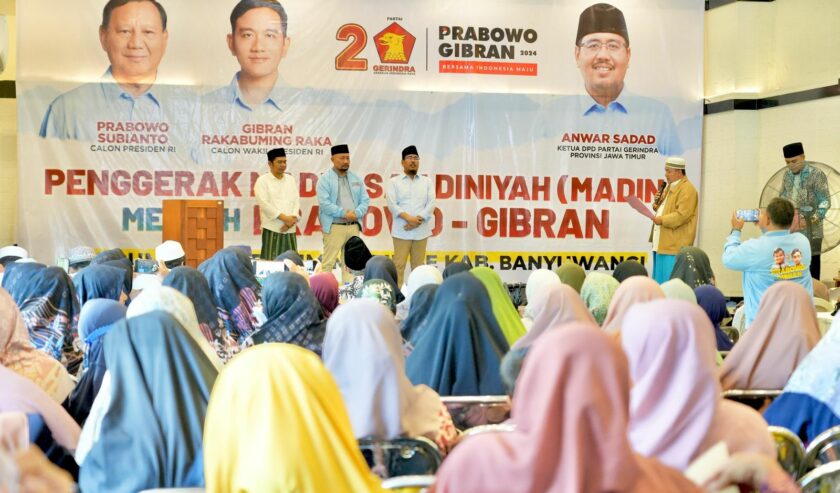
[
  {"left": 523, "top": 269, "right": 563, "bottom": 323},
  {"left": 323, "top": 299, "right": 441, "bottom": 439}
]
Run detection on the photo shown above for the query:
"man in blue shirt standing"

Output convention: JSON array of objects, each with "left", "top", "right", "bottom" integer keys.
[
  {"left": 386, "top": 146, "right": 436, "bottom": 287},
  {"left": 723, "top": 197, "right": 813, "bottom": 327},
  {"left": 316, "top": 144, "right": 370, "bottom": 276}
]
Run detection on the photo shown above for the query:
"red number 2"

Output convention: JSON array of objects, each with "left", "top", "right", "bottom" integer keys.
[{"left": 336, "top": 24, "right": 368, "bottom": 71}]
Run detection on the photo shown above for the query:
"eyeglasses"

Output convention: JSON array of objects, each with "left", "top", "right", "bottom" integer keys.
[{"left": 579, "top": 40, "right": 626, "bottom": 53}]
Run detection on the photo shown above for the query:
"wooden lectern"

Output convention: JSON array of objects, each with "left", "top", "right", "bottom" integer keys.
[{"left": 162, "top": 199, "right": 224, "bottom": 268}]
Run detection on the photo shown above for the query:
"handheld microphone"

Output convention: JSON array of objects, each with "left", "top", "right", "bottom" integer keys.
[{"left": 658, "top": 181, "right": 667, "bottom": 194}]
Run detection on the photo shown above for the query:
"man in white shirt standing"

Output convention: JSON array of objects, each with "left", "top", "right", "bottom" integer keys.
[
  {"left": 254, "top": 147, "right": 300, "bottom": 259},
  {"left": 386, "top": 145, "right": 436, "bottom": 287}
]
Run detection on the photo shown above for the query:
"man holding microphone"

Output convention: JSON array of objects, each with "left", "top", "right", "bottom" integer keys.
[{"left": 649, "top": 156, "right": 698, "bottom": 283}]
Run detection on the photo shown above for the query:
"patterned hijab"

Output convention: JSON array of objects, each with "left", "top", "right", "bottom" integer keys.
[
  {"left": 163, "top": 266, "right": 236, "bottom": 362},
  {"left": 323, "top": 300, "right": 442, "bottom": 440},
  {"left": 250, "top": 272, "right": 326, "bottom": 356},
  {"left": 580, "top": 271, "right": 619, "bottom": 325},
  {"left": 357, "top": 279, "right": 397, "bottom": 313},
  {"left": 719, "top": 281, "right": 821, "bottom": 390},
  {"left": 363, "top": 255, "right": 405, "bottom": 303},
  {"left": 669, "top": 247, "right": 715, "bottom": 288},
  {"left": 406, "top": 272, "right": 509, "bottom": 396},
  {"left": 555, "top": 263, "right": 586, "bottom": 293},
  {"left": 78, "top": 310, "right": 218, "bottom": 493},
  {"left": 72, "top": 264, "right": 124, "bottom": 305},
  {"left": 2, "top": 262, "right": 81, "bottom": 369},
  {"left": 0, "top": 288, "right": 74, "bottom": 403},
  {"left": 203, "top": 344, "right": 385, "bottom": 493},
  {"left": 470, "top": 266, "right": 527, "bottom": 345},
  {"left": 198, "top": 247, "right": 260, "bottom": 343}
]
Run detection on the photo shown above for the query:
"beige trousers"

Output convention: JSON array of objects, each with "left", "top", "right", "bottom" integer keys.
[
  {"left": 392, "top": 237, "right": 428, "bottom": 287},
  {"left": 322, "top": 223, "right": 361, "bottom": 272}
]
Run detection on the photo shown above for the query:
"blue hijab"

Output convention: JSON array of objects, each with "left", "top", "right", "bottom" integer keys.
[
  {"left": 250, "top": 272, "right": 326, "bottom": 356},
  {"left": 694, "top": 285, "right": 733, "bottom": 351},
  {"left": 363, "top": 255, "right": 405, "bottom": 303},
  {"left": 99, "top": 258, "right": 133, "bottom": 297},
  {"left": 163, "top": 266, "right": 233, "bottom": 361},
  {"left": 400, "top": 283, "right": 438, "bottom": 342},
  {"left": 405, "top": 272, "right": 509, "bottom": 396},
  {"left": 73, "top": 264, "right": 124, "bottom": 305},
  {"left": 1, "top": 262, "right": 81, "bottom": 368},
  {"left": 90, "top": 248, "right": 126, "bottom": 264},
  {"left": 66, "top": 299, "right": 126, "bottom": 425},
  {"left": 442, "top": 261, "right": 471, "bottom": 279},
  {"left": 198, "top": 247, "right": 260, "bottom": 342},
  {"left": 78, "top": 310, "right": 218, "bottom": 492}
]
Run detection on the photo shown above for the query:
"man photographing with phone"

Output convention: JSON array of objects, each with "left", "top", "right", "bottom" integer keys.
[
  {"left": 649, "top": 156, "right": 698, "bottom": 283},
  {"left": 723, "top": 197, "right": 813, "bottom": 327}
]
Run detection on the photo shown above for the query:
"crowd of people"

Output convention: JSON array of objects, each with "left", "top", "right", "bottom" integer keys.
[{"left": 0, "top": 237, "right": 836, "bottom": 492}]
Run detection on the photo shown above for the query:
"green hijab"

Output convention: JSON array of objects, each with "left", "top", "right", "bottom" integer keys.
[
  {"left": 580, "top": 272, "right": 619, "bottom": 326},
  {"left": 555, "top": 263, "right": 586, "bottom": 293},
  {"left": 470, "top": 267, "right": 527, "bottom": 345}
]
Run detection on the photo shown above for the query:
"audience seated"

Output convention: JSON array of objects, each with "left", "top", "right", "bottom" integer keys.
[
  {"left": 364, "top": 256, "right": 405, "bottom": 304},
  {"left": 323, "top": 299, "right": 458, "bottom": 453},
  {"left": 72, "top": 264, "right": 126, "bottom": 305},
  {"left": 621, "top": 299, "right": 775, "bottom": 470},
  {"left": 765, "top": 315, "right": 840, "bottom": 444},
  {"left": 695, "top": 285, "right": 735, "bottom": 351},
  {"left": 203, "top": 343, "right": 385, "bottom": 493},
  {"left": 309, "top": 272, "right": 339, "bottom": 317},
  {"left": 406, "top": 272, "right": 508, "bottom": 396},
  {"left": 65, "top": 299, "right": 126, "bottom": 425},
  {"left": 612, "top": 259, "right": 648, "bottom": 282},
  {"left": 512, "top": 283, "right": 593, "bottom": 350},
  {"left": 0, "top": 288, "right": 74, "bottom": 403},
  {"left": 661, "top": 278, "right": 698, "bottom": 303},
  {"left": 400, "top": 283, "right": 438, "bottom": 348},
  {"left": 580, "top": 271, "right": 619, "bottom": 325},
  {"left": 77, "top": 308, "right": 218, "bottom": 492},
  {"left": 719, "top": 281, "right": 820, "bottom": 390},
  {"left": 521, "top": 268, "right": 562, "bottom": 329},
  {"left": 555, "top": 263, "right": 587, "bottom": 293},
  {"left": 198, "top": 247, "right": 261, "bottom": 343},
  {"left": 248, "top": 271, "right": 326, "bottom": 356},
  {"left": 398, "top": 265, "right": 443, "bottom": 322},
  {"left": 357, "top": 279, "right": 398, "bottom": 314},
  {"left": 471, "top": 267, "right": 527, "bottom": 345},
  {"left": 163, "top": 266, "right": 239, "bottom": 362},
  {"left": 601, "top": 276, "right": 665, "bottom": 334},
  {"left": 442, "top": 261, "right": 470, "bottom": 279},
  {"left": 670, "top": 246, "right": 716, "bottom": 287}
]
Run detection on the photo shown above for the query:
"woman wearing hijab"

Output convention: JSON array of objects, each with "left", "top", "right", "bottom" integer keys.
[
  {"left": 719, "top": 281, "right": 820, "bottom": 391},
  {"left": 274, "top": 249, "right": 305, "bottom": 266},
  {"left": 357, "top": 279, "right": 397, "bottom": 314},
  {"left": 163, "top": 266, "right": 239, "bottom": 362},
  {"left": 406, "top": 272, "right": 509, "bottom": 396},
  {"left": 442, "top": 261, "right": 471, "bottom": 279},
  {"left": 521, "top": 269, "right": 562, "bottom": 329},
  {"left": 90, "top": 248, "right": 126, "bottom": 265},
  {"left": 695, "top": 285, "right": 734, "bottom": 351},
  {"left": 323, "top": 300, "right": 457, "bottom": 453},
  {"left": 198, "top": 247, "right": 261, "bottom": 343},
  {"left": 513, "top": 283, "right": 594, "bottom": 350},
  {"left": 65, "top": 300, "right": 126, "bottom": 425},
  {"left": 555, "top": 262, "right": 586, "bottom": 293},
  {"left": 612, "top": 260, "right": 648, "bottom": 283},
  {"left": 98, "top": 258, "right": 133, "bottom": 301},
  {"left": 77, "top": 310, "right": 218, "bottom": 492},
  {"left": 0, "top": 288, "right": 74, "bottom": 404},
  {"left": 363, "top": 255, "right": 405, "bottom": 303},
  {"left": 400, "top": 284, "right": 438, "bottom": 344},
  {"left": 203, "top": 343, "right": 385, "bottom": 493},
  {"left": 470, "top": 266, "right": 527, "bottom": 345},
  {"left": 580, "top": 271, "right": 619, "bottom": 326},
  {"left": 72, "top": 264, "right": 125, "bottom": 305},
  {"left": 431, "top": 325, "right": 704, "bottom": 493},
  {"left": 765, "top": 315, "right": 840, "bottom": 443},
  {"left": 669, "top": 246, "right": 716, "bottom": 288},
  {"left": 249, "top": 272, "right": 327, "bottom": 356},
  {"left": 2, "top": 263, "right": 81, "bottom": 372},
  {"left": 309, "top": 272, "right": 339, "bottom": 318},
  {"left": 601, "top": 276, "right": 665, "bottom": 334},
  {"left": 396, "top": 265, "right": 443, "bottom": 321},
  {"left": 661, "top": 278, "right": 698, "bottom": 303},
  {"left": 621, "top": 300, "right": 774, "bottom": 471}
]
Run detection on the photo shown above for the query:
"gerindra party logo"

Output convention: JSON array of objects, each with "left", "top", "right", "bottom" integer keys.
[
  {"left": 335, "top": 19, "right": 417, "bottom": 75},
  {"left": 375, "top": 22, "right": 416, "bottom": 64}
]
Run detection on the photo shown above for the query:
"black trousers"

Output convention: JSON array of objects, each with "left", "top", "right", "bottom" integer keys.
[{"left": 810, "top": 237, "right": 822, "bottom": 279}]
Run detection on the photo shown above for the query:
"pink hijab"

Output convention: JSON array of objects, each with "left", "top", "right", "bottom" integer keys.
[
  {"left": 621, "top": 299, "right": 774, "bottom": 470},
  {"left": 601, "top": 277, "right": 665, "bottom": 334},
  {"left": 512, "top": 283, "right": 594, "bottom": 350},
  {"left": 719, "top": 281, "right": 821, "bottom": 390},
  {"left": 431, "top": 325, "right": 702, "bottom": 493},
  {"left": 0, "top": 288, "right": 74, "bottom": 403},
  {"left": 0, "top": 365, "right": 80, "bottom": 451}
]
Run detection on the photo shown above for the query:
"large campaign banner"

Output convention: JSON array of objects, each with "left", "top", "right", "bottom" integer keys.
[{"left": 16, "top": 0, "right": 703, "bottom": 280}]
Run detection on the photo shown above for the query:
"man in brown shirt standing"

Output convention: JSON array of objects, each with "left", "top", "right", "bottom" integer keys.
[{"left": 650, "top": 156, "right": 698, "bottom": 283}]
